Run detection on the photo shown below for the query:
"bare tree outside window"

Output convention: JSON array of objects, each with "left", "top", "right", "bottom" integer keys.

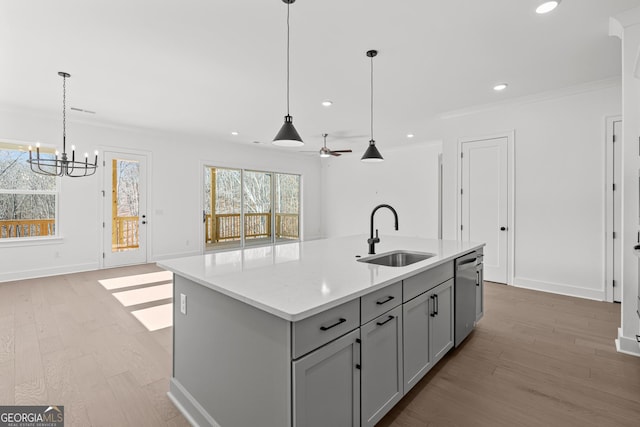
[
  {"left": 0, "top": 143, "right": 58, "bottom": 239},
  {"left": 204, "top": 166, "right": 300, "bottom": 250}
]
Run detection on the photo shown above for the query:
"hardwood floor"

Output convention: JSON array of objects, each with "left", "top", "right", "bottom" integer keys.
[
  {"left": 379, "top": 282, "right": 640, "bottom": 427},
  {"left": 0, "top": 267, "right": 638, "bottom": 426}
]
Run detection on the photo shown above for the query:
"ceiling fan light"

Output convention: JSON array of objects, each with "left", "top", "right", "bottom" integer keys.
[
  {"left": 319, "top": 147, "right": 331, "bottom": 158},
  {"left": 361, "top": 140, "right": 384, "bottom": 162},
  {"left": 273, "top": 115, "right": 303, "bottom": 147}
]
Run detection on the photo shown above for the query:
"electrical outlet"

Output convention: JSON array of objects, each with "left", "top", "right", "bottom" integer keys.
[{"left": 180, "top": 293, "right": 187, "bottom": 315}]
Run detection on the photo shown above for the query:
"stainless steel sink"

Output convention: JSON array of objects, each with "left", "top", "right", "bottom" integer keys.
[{"left": 358, "top": 250, "right": 435, "bottom": 267}]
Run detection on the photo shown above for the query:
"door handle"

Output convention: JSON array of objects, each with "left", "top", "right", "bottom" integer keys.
[{"left": 500, "top": 226, "right": 507, "bottom": 231}]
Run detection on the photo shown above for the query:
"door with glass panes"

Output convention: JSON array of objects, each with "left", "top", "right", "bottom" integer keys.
[{"left": 103, "top": 151, "right": 148, "bottom": 267}]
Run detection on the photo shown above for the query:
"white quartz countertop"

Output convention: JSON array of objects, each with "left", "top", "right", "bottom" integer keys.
[{"left": 158, "top": 235, "right": 484, "bottom": 321}]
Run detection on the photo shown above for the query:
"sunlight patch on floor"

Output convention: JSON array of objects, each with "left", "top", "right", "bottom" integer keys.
[
  {"left": 112, "top": 283, "right": 173, "bottom": 307},
  {"left": 98, "top": 271, "right": 173, "bottom": 290},
  {"left": 131, "top": 303, "right": 173, "bottom": 331}
]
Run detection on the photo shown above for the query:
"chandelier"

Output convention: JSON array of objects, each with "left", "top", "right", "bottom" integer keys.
[{"left": 28, "top": 72, "right": 98, "bottom": 177}]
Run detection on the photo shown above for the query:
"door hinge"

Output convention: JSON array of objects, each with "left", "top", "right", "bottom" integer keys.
[
  {"left": 102, "top": 252, "right": 105, "bottom": 259},
  {"left": 613, "top": 232, "right": 617, "bottom": 239},
  {"left": 461, "top": 152, "right": 464, "bottom": 158},
  {"left": 613, "top": 280, "right": 616, "bottom": 288},
  {"left": 461, "top": 224, "right": 464, "bottom": 231},
  {"left": 460, "top": 188, "right": 463, "bottom": 195},
  {"left": 103, "top": 160, "right": 106, "bottom": 167},
  {"left": 102, "top": 222, "right": 105, "bottom": 228},
  {"left": 612, "top": 183, "right": 616, "bottom": 191},
  {"left": 613, "top": 134, "right": 616, "bottom": 143},
  {"left": 101, "top": 190, "right": 105, "bottom": 197},
  {"left": 355, "top": 364, "right": 361, "bottom": 370}
]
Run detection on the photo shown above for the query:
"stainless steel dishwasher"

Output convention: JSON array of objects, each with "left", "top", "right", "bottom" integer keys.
[{"left": 454, "top": 251, "right": 480, "bottom": 347}]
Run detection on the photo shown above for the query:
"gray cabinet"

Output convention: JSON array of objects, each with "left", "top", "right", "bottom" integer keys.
[
  {"left": 429, "top": 279, "right": 454, "bottom": 365},
  {"left": 402, "top": 278, "right": 454, "bottom": 393},
  {"left": 402, "top": 289, "right": 432, "bottom": 392},
  {"left": 292, "top": 329, "right": 360, "bottom": 427},
  {"left": 361, "top": 305, "right": 403, "bottom": 427}
]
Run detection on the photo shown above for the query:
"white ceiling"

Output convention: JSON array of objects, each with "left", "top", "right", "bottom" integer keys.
[{"left": 2, "top": 0, "right": 639, "bottom": 153}]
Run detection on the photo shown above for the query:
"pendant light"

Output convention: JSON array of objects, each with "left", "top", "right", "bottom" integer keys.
[
  {"left": 361, "top": 50, "right": 383, "bottom": 162},
  {"left": 273, "top": 0, "right": 304, "bottom": 147},
  {"left": 28, "top": 72, "right": 99, "bottom": 177}
]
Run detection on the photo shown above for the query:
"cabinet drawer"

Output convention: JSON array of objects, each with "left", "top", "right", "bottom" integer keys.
[
  {"left": 360, "top": 281, "right": 402, "bottom": 325},
  {"left": 403, "top": 261, "right": 453, "bottom": 302},
  {"left": 292, "top": 299, "right": 360, "bottom": 359}
]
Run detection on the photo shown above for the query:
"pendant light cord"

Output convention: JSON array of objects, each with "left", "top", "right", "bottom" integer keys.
[
  {"left": 370, "top": 54, "right": 374, "bottom": 141},
  {"left": 286, "top": 2, "right": 290, "bottom": 116}
]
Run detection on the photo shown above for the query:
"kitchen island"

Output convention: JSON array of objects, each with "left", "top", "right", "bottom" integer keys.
[{"left": 159, "top": 235, "right": 484, "bottom": 427}]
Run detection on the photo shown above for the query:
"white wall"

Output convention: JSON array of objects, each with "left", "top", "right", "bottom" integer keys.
[
  {"left": 0, "top": 107, "right": 322, "bottom": 282},
  {"left": 321, "top": 82, "right": 621, "bottom": 301},
  {"left": 438, "top": 82, "right": 621, "bottom": 300},
  {"left": 611, "top": 8, "right": 640, "bottom": 357},
  {"left": 321, "top": 143, "right": 442, "bottom": 241}
]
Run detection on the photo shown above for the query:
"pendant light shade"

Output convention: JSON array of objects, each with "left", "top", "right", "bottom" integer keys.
[
  {"left": 273, "top": 0, "right": 303, "bottom": 147},
  {"left": 361, "top": 140, "right": 383, "bottom": 162},
  {"left": 274, "top": 115, "right": 303, "bottom": 147},
  {"left": 361, "top": 50, "right": 383, "bottom": 162}
]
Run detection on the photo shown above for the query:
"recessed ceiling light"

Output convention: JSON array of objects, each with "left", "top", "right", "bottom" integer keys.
[
  {"left": 493, "top": 83, "right": 508, "bottom": 91},
  {"left": 407, "top": 134, "right": 415, "bottom": 138},
  {"left": 321, "top": 100, "right": 333, "bottom": 107},
  {"left": 231, "top": 131, "right": 239, "bottom": 136},
  {"left": 536, "top": 1, "right": 560, "bottom": 14}
]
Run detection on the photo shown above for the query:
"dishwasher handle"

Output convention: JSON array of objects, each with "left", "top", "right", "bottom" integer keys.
[{"left": 456, "top": 258, "right": 477, "bottom": 271}]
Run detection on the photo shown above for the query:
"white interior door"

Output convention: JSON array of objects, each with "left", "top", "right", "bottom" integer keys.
[
  {"left": 103, "top": 151, "right": 148, "bottom": 267},
  {"left": 461, "top": 137, "right": 508, "bottom": 283}
]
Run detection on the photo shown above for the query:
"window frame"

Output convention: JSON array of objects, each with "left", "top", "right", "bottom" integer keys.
[
  {"left": 203, "top": 165, "right": 301, "bottom": 252},
  {"left": 0, "top": 140, "right": 61, "bottom": 244}
]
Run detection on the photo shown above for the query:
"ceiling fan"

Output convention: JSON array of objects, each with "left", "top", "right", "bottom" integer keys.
[{"left": 311, "top": 133, "right": 353, "bottom": 157}]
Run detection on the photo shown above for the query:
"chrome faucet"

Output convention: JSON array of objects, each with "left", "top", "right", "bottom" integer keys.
[{"left": 368, "top": 204, "right": 399, "bottom": 254}]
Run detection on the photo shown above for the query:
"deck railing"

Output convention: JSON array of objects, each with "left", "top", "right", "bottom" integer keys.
[
  {"left": 113, "top": 216, "right": 139, "bottom": 250},
  {"left": 206, "top": 213, "right": 299, "bottom": 243},
  {"left": 0, "top": 219, "right": 55, "bottom": 238}
]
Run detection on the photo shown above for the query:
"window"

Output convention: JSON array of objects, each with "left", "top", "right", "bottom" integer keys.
[
  {"left": 0, "top": 141, "right": 59, "bottom": 240},
  {"left": 204, "top": 166, "right": 300, "bottom": 251}
]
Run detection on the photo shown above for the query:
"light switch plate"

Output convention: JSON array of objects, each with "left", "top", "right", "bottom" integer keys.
[{"left": 180, "top": 293, "right": 187, "bottom": 315}]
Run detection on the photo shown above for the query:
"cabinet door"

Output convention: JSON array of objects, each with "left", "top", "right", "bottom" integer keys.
[
  {"left": 361, "top": 306, "right": 403, "bottom": 427},
  {"left": 292, "top": 329, "right": 360, "bottom": 427},
  {"left": 429, "top": 279, "right": 454, "bottom": 364},
  {"left": 476, "top": 266, "right": 484, "bottom": 322},
  {"left": 402, "top": 291, "right": 431, "bottom": 393}
]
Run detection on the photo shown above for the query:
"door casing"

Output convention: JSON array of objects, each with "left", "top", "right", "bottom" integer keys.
[{"left": 457, "top": 132, "right": 514, "bottom": 285}]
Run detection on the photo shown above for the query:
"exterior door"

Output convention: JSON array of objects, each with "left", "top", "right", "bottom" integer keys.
[
  {"left": 461, "top": 137, "right": 509, "bottom": 283},
  {"left": 103, "top": 151, "right": 148, "bottom": 267}
]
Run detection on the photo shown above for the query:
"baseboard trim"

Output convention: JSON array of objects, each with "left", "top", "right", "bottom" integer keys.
[
  {"left": 512, "top": 276, "right": 605, "bottom": 301},
  {"left": 0, "top": 262, "right": 100, "bottom": 283},
  {"left": 615, "top": 328, "right": 640, "bottom": 357},
  {"left": 168, "top": 378, "right": 220, "bottom": 427}
]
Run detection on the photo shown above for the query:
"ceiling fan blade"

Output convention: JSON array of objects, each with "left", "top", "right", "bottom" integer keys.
[
  {"left": 330, "top": 152, "right": 342, "bottom": 157},
  {"left": 330, "top": 149, "right": 352, "bottom": 153}
]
